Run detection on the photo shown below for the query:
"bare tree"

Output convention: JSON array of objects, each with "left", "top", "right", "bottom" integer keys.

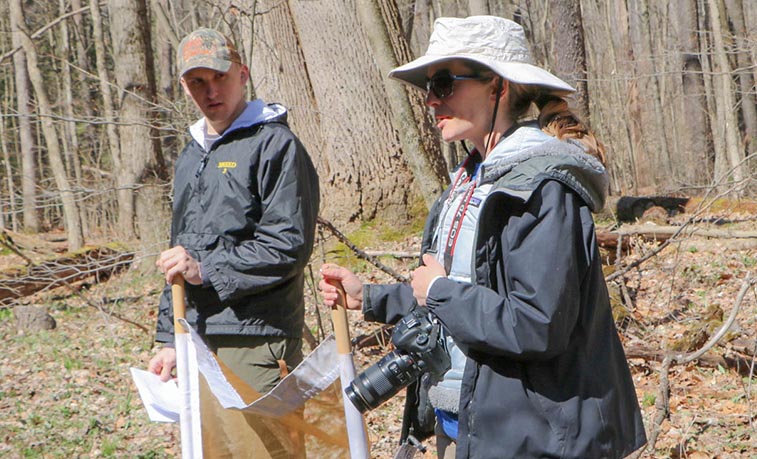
[
  {"left": 108, "top": 0, "right": 166, "bottom": 240},
  {"left": 674, "top": 0, "right": 712, "bottom": 187},
  {"left": 11, "top": 0, "right": 84, "bottom": 249},
  {"left": 57, "top": 0, "right": 88, "bottom": 237},
  {"left": 724, "top": 0, "right": 757, "bottom": 151},
  {"left": 8, "top": 0, "right": 39, "bottom": 232},
  {"left": 707, "top": 0, "right": 745, "bottom": 188}
]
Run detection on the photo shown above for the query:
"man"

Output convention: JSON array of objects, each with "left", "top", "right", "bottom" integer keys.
[{"left": 148, "top": 28, "right": 320, "bottom": 395}]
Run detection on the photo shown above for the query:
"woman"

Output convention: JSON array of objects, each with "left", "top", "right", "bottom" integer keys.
[{"left": 320, "top": 16, "right": 646, "bottom": 459}]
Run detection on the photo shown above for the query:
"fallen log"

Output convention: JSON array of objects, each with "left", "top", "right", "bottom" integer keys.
[
  {"left": 597, "top": 224, "right": 757, "bottom": 254},
  {"left": 0, "top": 246, "right": 134, "bottom": 305}
]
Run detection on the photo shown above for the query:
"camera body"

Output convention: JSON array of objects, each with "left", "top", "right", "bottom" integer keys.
[{"left": 345, "top": 307, "right": 450, "bottom": 413}]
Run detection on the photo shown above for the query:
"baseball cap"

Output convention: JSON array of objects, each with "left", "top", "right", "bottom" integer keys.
[{"left": 177, "top": 28, "right": 242, "bottom": 77}]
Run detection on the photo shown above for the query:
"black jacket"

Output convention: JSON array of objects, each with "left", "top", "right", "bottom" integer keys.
[
  {"left": 156, "top": 109, "right": 319, "bottom": 343},
  {"left": 364, "top": 137, "right": 646, "bottom": 458}
]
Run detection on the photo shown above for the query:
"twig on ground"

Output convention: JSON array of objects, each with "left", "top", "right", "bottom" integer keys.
[
  {"left": 633, "top": 273, "right": 755, "bottom": 457},
  {"left": 316, "top": 217, "right": 408, "bottom": 283}
]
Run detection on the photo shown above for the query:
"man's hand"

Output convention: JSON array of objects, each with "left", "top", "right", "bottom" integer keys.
[
  {"left": 411, "top": 254, "right": 446, "bottom": 306},
  {"left": 156, "top": 245, "right": 203, "bottom": 285},
  {"left": 319, "top": 264, "right": 364, "bottom": 310},
  {"left": 148, "top": 346, "right": 177, "bottom": 382}
]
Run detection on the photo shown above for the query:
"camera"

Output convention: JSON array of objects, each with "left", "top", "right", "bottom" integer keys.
[{"left": 345, "top": 308, "right": 450, "bottom": 413}]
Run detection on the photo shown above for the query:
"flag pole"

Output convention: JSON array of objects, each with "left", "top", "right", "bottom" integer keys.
[
  {"left": 173, "top": 276, "right": 202, "bottom": 458},
  {"left": 328, "top": 280, "right": 370, "bottom": 459}
]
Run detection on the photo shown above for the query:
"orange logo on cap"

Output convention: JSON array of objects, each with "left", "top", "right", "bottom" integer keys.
[{"left": 182, "top": 37, "right": 215, "bottom": 60}]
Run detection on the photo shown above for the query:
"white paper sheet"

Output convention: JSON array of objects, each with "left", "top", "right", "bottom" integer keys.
[{"left": 129, "top": 367, "right": 180, "bottom": 423}]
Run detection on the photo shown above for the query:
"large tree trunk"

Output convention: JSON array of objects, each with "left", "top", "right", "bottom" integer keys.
[
  {"left": 550, "top": 0, "right": 590, "bottom": 119},
  {"left": 629, "top": 0, "right": 673, "bottom": 186},
  {"left": 356, "top": 0, "right": 447, "bottom": 209},
  {"left": 8, "top": 1, "right": 39, "bottom": 233},
  {"left": 11, "top": 0, "right": 84, "bottom": 250},
  {"left": 261, "top": 0, "right": 424, "bottom": 223},
  {"left": 108, "top": 0, "right": 165, "bottom": 240},
  {"left": 675, "top": 0, "right": 712, "bottom": 186}
]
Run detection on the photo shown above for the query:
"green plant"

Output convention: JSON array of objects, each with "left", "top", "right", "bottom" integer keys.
[{"left": 642, "top": 393, "right": 656, "bottom": 407}]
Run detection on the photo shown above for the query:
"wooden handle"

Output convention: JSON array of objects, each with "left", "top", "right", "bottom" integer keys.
[
  {"left": 327, "top": 279, "right": 352, "bottom": 355},
  {"left": 171, "top": 276, "right": 187, "bottom": 334}
]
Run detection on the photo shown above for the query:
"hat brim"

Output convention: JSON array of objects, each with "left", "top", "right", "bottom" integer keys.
[
  {"left": 179, "top": 58, "right": 233, "bottom": 77},
  {"left": 389, "top": 54, "right": 575, "bottom": 96}
]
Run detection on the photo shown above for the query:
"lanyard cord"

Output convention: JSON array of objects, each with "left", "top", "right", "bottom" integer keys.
[{"left": 442, "top": 177, "right": 476, "bottom": 273}]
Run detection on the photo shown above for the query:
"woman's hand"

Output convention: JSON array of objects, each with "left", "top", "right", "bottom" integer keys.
[
  {"left": 319, "top": 263, "right": 364, "bottom": 310},
  {"left": 411, "top": 254, "right": 446, "bottom": 306}
]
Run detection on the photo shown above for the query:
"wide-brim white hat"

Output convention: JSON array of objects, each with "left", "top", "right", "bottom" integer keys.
[{"left": 389, "top": 16, "right": 575, "bottom": 96}]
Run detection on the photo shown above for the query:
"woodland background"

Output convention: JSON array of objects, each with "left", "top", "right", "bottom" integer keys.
[{"left": 0, "top": 0, "right": 756, "bottom": 458}]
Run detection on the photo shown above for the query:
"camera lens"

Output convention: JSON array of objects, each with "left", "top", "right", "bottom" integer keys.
[{"left": 345, "top": 350, "right": 422, "bottom": 413}]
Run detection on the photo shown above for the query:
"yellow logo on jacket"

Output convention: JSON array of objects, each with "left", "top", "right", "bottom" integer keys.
[{"left": 217, "top": 161, "right": 237, "bottom": 174}]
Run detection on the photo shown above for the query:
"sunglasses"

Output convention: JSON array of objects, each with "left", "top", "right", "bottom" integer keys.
[{"left": 426, "top": 70, "right": 492, "bottom": 99}]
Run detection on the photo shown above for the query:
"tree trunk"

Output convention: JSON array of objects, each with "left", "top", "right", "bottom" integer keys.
[
  {"left": 8, "top": 0, "right": 39, "bottom": 233},
  {"left": 468, "top": 0, "right": 489, "bottom": 15},
  {"left": 108, "top": 0, "right": 165, "bottom": 240},
  {"left": 675, "top": 0, "right": 712, "bottom": 186},
  {"left": 356, "top": 0, "right": 448, "bottom": 209},
  {"left": 630, "top": 0, "right": 673, "bottom": 185},
  {"left": 724, "top": 0, "right": 757, "bottom": 152},
  {"left": 89, "top": 0, "right": 122, "bottom": 234},
  {"left": 707, "top": 0, "right": 745, "bottom": 188},
  {"left": 0, "top": 103, "right": 15, "bottom": 230},
  {"left": 550, "top": 0, "right": 590, "bottom": 119},
  {"left": 11, "top": 0, "right": 84, "bottom": 250},
  {"left": 58, "top": 0, "right": 88, "bottom": 238},
  {"left": 284, "top": 0, "right": 423, "bottom": 222}
]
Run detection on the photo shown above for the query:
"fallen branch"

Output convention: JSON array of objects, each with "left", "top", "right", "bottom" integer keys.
[
  {"left": 316, "top": 217, "right": 408, "bottom": 282},
  {"left": 611, "top": 224, "right": 757, "bottom": 239},
  {"left": 0, "top": 247, "right": 134, "bottom": 305}
]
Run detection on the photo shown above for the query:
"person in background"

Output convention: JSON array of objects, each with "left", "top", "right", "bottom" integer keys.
[
  {"left": 148, "top": 28, "right": 320, "bottom": 396},
  {"left": 320, "top": 16, "right": 646, "bottom": 459}
]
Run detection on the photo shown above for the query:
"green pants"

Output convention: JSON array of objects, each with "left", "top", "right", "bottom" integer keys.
[{"left": 205, "top": 335, "right": 303, "bottom": 394}]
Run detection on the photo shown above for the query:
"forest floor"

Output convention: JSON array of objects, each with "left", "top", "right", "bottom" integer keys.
[{"left": 0, "top": 201, "right": 756, "bottom": 458}]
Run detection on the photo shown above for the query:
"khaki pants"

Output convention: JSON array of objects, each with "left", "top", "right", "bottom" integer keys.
[{"left": 205, "top": 335, "right": 303, "bottom": 394}]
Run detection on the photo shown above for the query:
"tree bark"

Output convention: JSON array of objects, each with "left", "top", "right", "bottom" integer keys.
[
  {"left": 724, "top": 0, "right": 757, "bottom": 152},
  {"left": 286, "top": 0, "right": 422, "bottom": 222},
  {"left": 89, "top": 0, "right": 122, "bottom": 234},
  {"left": 630, "top": 0, "right": 673, "bottom": 184},
  {"left": 108, "top": 0, "right": 165, "bottom": 239},
  {"left": 8, "top": 0, "right": 39, "bottom": 233},
  {"left": 707, "top": 0, "right": 745, "bottom": 188},
  {"left": 550, "top": 0, "right": 590, "bottom": 119},
  {"left": 355, "top": 0, "right": 448, "bottom": 209},
  {"left": 58, "top": 0, "right": 88, "bottom": 238},
  {"left": 11, "top": 0, "right": 84, "bottom": 250},
  {"left": 675, "top": 0, "right": 712, "bottom": 187},
  {"left": 0, "top": 101, "right": 15, "bottom": 230}
]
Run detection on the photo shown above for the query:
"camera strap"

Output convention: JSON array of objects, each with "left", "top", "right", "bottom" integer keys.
[{"left": 443, "top": 174, "right": 476, "bottom": 274}]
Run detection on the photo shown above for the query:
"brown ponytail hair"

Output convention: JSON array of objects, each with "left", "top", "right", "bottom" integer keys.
[{"left": 506, "top": 82, "right": 606, "bottom": 165}]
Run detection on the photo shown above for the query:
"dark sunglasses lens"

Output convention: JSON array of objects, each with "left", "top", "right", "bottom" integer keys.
[{"left": 428, "top": 74, "right": 454, "bottom": 99}]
